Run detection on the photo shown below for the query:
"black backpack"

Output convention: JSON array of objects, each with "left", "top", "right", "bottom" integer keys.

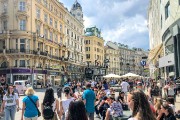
[{"left": 43, "top": 103, "right": 54, "bottom": 119}]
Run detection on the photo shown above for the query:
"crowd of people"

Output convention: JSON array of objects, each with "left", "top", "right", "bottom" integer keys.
[{"left": 0, "top": 77, "right": 179, "bottom": 120}]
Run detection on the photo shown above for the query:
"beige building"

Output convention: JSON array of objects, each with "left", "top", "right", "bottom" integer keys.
[
  {"left": 148, "top": 0, "right": 180, "bottom": 79},
  {"left": 0, "top": 0, "right": 85, "bottom": 86},
  {"left": 84, "top": 26, "right": 105, "bottom": 80},
  {"left": 104, "top": 45, "right": 120, "bottom": 75},
  {"left": 105, "top": 41, "right": 148, "bottom": 76},
  {"left": 84, "top": 27, "right": 104, "bottom": 66},
  {"left": 64, "top": 1, "right": 86, "bottom": 81}
]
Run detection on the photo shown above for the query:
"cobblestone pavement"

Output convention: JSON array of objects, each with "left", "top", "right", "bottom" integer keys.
[{"left": 1, "top": 88, "right": 180, "bottom": 120}]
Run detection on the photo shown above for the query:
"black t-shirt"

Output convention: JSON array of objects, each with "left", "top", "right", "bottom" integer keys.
[
  {"left": 118, "top": 96, "right": 124, "bottom": 103},
  {"left": 165, "top": 113, "right": 176, "bottom": 120}
]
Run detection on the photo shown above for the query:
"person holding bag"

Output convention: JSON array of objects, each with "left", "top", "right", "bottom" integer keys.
[
  {"left": 21, "top": 87, "right": 40, "bottom": 120},
  {"left": 41, "top": 87, "right": 60, "bottom": 120},
  {"left": 1, "top": 84, "right": 20, "bottom": 120}
]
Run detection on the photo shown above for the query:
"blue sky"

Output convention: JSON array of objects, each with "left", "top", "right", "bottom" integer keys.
[{"left": 60, "top": 0, "right": 149, "bottom": 50}]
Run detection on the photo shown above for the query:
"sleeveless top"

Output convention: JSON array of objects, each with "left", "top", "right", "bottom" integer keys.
[
  {"left": 168, "top": 86, "right": 175, "bottom": 96},
  {"left": 62, "top": 98, "right": 74, "bottom": 113},
  {"left": 52, "top": 99, "right": 56, "bottom": 111}
]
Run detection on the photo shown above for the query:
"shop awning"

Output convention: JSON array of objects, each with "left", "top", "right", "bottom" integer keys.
[{"left": 148, "top": 44, "right": 163, "bottom": 63}]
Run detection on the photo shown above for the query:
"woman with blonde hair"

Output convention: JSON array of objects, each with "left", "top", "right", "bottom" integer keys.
[
  {"left": 127, "top": 90, "right": 156, "bottom": 120},
  {"left": 21, "top": 87, "right": 40, "bottom": 120}
]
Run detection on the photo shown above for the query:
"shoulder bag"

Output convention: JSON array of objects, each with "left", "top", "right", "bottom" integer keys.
[{"left": 28, "top": 96, "right": 41, "bottom": 117}]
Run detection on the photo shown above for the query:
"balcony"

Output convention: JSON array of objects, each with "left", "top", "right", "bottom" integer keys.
[{"left": 16, "top": 10, "right": 28, "bottom": 19}]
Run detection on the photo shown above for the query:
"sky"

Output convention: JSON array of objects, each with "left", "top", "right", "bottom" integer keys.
[{"left": 60, "top": 0, "right": 150, "bottom": 50}]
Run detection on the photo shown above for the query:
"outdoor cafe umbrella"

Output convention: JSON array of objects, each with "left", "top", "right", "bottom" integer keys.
[
  {"left": 121, "top": 73, "right": 140, "bottom": 78},
  {"left": 103, "top": 74, "right": 121, "bottom": 78}
]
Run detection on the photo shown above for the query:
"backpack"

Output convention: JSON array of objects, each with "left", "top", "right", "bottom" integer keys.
[{"left": 43, "top": 103, "right": 54, "bottom": 119}]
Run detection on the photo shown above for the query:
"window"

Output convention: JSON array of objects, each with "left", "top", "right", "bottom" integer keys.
[
  {"left": 165, "top": 2, "right": 170, "bottom": 19},
  {"left": 50, "top": 32, "right": 53, "bottom": 40},
  {"left": 19, "top": 20, "right": 26, "bottom": 30},
  {"left": 60, "top": 37, "right": 62, "bottom": 42},
  {"left": 44, "top": 0, "right": 48, "bottom": 7},
  {"left": 71, "top": 32, "right": 73, "bottom": 37},
  {"left": 27, "top": 60, "right": 30, "bottom": 66},
  {"left": 16, "top": 39, "right": 18, "bottom": 49},
  {"left": 50, "top": 17, "right": 53, "bottom": 25},
  {"left": 67, "top": 29, "right": 69, "bottom": 35},
  {"left": 3, "top": 21, "right": 7, "bottom": 30},
  {"left": 36, "top": 24, "right": 41, "bottom": 35},
  {"left": 44, "top": 14, "right": 48, "bottom": 23},
  {"left": 44, "top": 29, "right": 48, "bottom": 39},
  {"left": 20, "top": 39, "right": 25, "bottom": 52},
  {"left": 19, "top": 2, "right": 26, "bottom": 11},
  {"left": 36, "top": 7, "right": 40, "bottom": 19},
  {"left": 54, "top": 49, "right": 57, "bottom": 55},
  {"left": 55, "top": 21, "right": 57, "bottom": 28},
  {"left": 179, "top": 0, "right": 180, "bottom": 5},
  {"left": 15, "top": 60, "right": 18, "bottom": 67},
  {"left": 54, "top": 34, "right": 58, "bottom": 42},
  {"left": 86, "top": 54, "right": 90, "bottom": 59},
  {"left": 3, "top": 3, "right": 7, "bottom": 13},
  {"left": 20, "top": 60, "right": 25, "bottom": 67},
  {"left": 60, "top": 24, "right": 62, "bottom": 31}
]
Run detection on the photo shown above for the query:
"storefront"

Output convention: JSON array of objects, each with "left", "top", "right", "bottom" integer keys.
[
  {"left": 33, "top": 70, "right": 47, "bottom": 88},
  {"left": 47, "top": 71, "right": 60, "bottom": 86}
]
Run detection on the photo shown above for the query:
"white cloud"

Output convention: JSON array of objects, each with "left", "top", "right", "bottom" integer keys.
[{"left": 60, "top": 0, "right": 149, "bottom": 49}]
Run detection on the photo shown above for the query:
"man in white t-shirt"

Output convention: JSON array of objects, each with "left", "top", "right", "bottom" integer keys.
[{"left": 121, "top": 79, "right": 130, "bottom": 102}]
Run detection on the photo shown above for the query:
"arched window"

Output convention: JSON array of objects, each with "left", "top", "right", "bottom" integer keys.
[{"left": 1, "top": 62, "right": 7, "bottom": 68}]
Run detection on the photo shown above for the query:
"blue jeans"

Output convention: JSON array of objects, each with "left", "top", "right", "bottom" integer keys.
[
  {"left": 5, "top": 105, "right": 16, "bottom": 120},
  {"left": 86, "top": 112, "right": 94, "bottom": 120}
]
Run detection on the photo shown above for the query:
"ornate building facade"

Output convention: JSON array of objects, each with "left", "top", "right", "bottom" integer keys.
[
  {"left": 0, "top": 0, "right": 86, "bottom": 86},
  {"left": 105, "top": 41, "right": 148, "bottom": 76}
]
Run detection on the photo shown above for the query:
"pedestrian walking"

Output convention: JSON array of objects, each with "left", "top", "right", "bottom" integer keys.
[
  {"left": 42, "top": 87, "right": 60, "bottom": 120},
  {"left": 66, "top": 100, "right": 88, "bottom": 120},
  {"left": 59, "top": 86, "right": 74, "bottom": 120},
  {"left": 83, "top": 82, "right": 96, "bottom": 120},
  {"left": 21, "top": 87, "right": 39, "bottom": 120},
  {"left": 1, "top": 84, "right": 20, "bottom": 120}
]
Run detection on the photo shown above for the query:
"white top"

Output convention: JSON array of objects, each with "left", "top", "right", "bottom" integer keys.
[
  {"left": 128, "top": 118, "right": 137, "bottom": 120},
  {"left": 62, "top": 98, "right": 74, "bottom": 114},
  {"left": 3, "top": 93, "right": 19, "bottom": 106},
  {"left": 168, "top": 86, "right": 175, "bottom": 96},
  {"left": 121, "top": 81, "right": 130, "bottom": 92},
  {"left": 52, "top": 99, "right": 57, "bottom": 111}
]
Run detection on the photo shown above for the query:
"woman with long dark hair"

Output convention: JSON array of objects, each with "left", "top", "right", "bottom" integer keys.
[
  {"left": 127, "top": 90, "right": 156, "bottom": 120},
  {"left": 1, "top": 84, "right": 20, "bottom": 120},
  {"left": 66, "top": 100, "right": 87, "bottom": 120},
  {"left": 159, "top": 103, "right": 176, "bottom": 120},
  {"left": 42, "top": 87, "right": 59, "bottom": 120}
]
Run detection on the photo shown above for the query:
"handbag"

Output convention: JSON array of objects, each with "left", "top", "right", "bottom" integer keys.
[{"left": 28, "top": 96, "right": 41, "bottom": 117}]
